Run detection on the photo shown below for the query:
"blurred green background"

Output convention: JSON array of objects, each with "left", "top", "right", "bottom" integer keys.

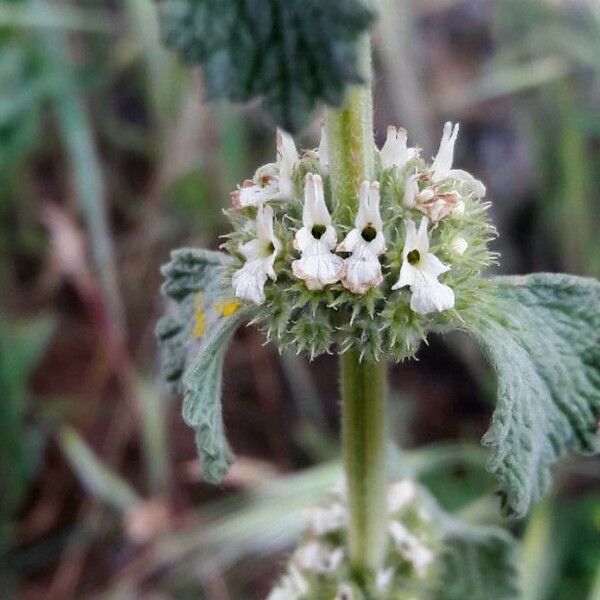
[{"left": 1, "top": 0, "right": 599, "bottom": 598}]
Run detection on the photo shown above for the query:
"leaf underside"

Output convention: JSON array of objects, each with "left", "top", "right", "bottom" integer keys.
[
  {"left": 158, "top": 0, "right": 375, "bottom": 132},
  {"left": 156, "top": 248, "right": 252, "bottom": 482},
  {"left": 465, "top": 273, "right": 600, "bottom": 517}
]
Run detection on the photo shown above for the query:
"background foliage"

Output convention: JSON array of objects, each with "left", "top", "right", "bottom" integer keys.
[{"left": 1, "top": 0, "right": 599, "bottom": 598}]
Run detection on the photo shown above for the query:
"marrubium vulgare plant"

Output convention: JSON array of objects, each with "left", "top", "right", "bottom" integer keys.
[{"left": 156, "top": 1, "right": 600, "bottom": 597}]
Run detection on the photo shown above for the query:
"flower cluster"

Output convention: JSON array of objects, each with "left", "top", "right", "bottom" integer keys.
[
  {"left": 267, "top": 480, "right": 440, "bottom": 599},
  {"left": 223, "top": 123, "right": 496, "bottom": 360}
]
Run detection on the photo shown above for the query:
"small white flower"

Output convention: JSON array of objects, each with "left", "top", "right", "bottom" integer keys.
[
  {"left": 431, "top": 122, "right": 485, "bottom": 197},
  {"left": 231, "top": 129, "right": 298, "bottom": 208},
  {"left": 380, "top": 125, "right": 417, "bottom": 170},
  {"left": 376, "top": 568, "right": 394, "bottom": 592},
  {"left": 392, "top": 217, "right": 455, "bottom": 314},
  {"left": 295, "top": 542, "right": 344, "bottom": 574},
  {"left": 328, "top": 548, "right": 344, "bottom": 571},
  {"left": 388, "top": 480, "right": 418, "bottom": 514},
  {"left": 451, "top": 236, "right": 469, "bottom": 255},
  {"left": 306, "top": 502, "right": 346, "bottom": 535},
  {"left": 402, "top": 174, "right": 420, "bottom": 209},
  {"left": 389, "top": 521, "right": 434, "bottom": 577},
  {"left": 267, "top": 565, "right": 308, "bottom": 600},
  {"left": 232, "top": 165, "right": 278, "bottom": 209},
  {"left": 232, "top": 205, "right": 281, "bottom": 304},
  {"left": 338, "top": 181, "right": 386, "bottom": 294},
  {"left": 277, "top": 128, "right": 298, "bottom": 199},
  {"left": 292, "top": 173, "right": 344, "bottom": 290},
  {"left": 318, "top": 124, "right": 329, "bottom": 169},
  {"left": 404, "top": 174, "right": 464, "bottom": 224},
  {"left": 336, "top": 584, "right": 354, "bottom": 600}
]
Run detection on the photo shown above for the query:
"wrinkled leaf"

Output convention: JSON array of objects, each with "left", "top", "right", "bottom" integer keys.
[
  {"left": 156, "top": 248, "right": 254, "bottom": 482},
  {"left": 156, "top": 248, "right": 233, "bottom": 388},
  {"left": 465, "top": 273, "right": 600, "bottom": 516},
  {"left": 183, "top": 307, "right": 252, "bottom": 483},
  {"left": 158, "top": 0, "right": 375, "bottom": 132}
]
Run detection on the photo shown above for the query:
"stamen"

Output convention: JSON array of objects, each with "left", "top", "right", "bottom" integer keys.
[
  {"left": 361, "top": 225, "right": 377, "bottom": 242},
  {"left": 311, "top": 224, "right": 326, "bottom": 239},
  {"left": 407, "top": 249, "right": 420, "bottom": 265}
]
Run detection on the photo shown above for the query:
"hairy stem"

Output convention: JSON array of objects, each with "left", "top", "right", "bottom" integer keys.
[
  {"left": 325, "top": 34, "right": 375, "bottom": 223},
  {"left": 341, "top": 349, "right": 388, "bottom": 578},
  {"left": 326, "top": 33, "right": 389, "bottom": 579}
]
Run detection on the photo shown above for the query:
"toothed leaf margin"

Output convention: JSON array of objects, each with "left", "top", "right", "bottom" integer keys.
[
  {"left": 464, "top": 273, "right": 600, "bottom": 517},
  {"left": 156, "top": 248, "right": 255, "bottom": 482}
]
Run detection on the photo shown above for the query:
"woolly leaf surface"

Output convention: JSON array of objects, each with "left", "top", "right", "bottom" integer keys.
[
  {"left": 182, "top": 307, "right": 251, "bottom": 482},
  {"left": 465, "top": 273, "right": 600, "bottom": 516},
  {"left": 156, "top": 248, "right": 253, "bottom": 482}
]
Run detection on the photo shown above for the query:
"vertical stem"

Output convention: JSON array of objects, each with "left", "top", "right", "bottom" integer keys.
[
  {"left": 325, "top": 35, "right": 375, "bottom": 221},
  {"left": 325, "top": 32, "right": 389, "bottom": 579},
  {"left": 341, "top": 350, "right": 388, "bottom": 577}
]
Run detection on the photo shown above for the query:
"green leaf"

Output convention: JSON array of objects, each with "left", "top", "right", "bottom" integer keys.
[
  {"left": 156, "top": 248, "right": 254, "bottom": 482},
  {"left": 183, "top": 306, "right": 252, "bottom": 483},
  {"left": 436, "top": 520, "right": 520, "bottom": 600},
  {"left": 158, "top": 0, "right": 375, "bottom": 132},
  {"left": 465, "top": 273, "right": 600, "bottom": 517},
  {"left": 156, "top": 248, "right": 233, "bottom": 387}
]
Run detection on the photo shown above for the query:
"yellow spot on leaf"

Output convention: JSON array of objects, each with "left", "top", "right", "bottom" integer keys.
[
  {"left": 214, "top": 300, "right": 242, "bottom": 318},
  {"left": 192, "top": 292, "right": 206, "bottom": 338}
]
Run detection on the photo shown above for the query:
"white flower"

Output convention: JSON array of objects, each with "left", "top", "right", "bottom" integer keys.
[
  {"left": 451, "top": 236, "right": 468, "bottom": 255},
  {"left": 403, "top": 174, "right": 420, "bottom": 208},
  {"left": 380, "top": 125, "right": 417, "bottom": 170},
  {"left": 389, "top": 521, "right": 434, "bottom": 577},
  {"left": 306, "top": 502, "right": 346, "bottom": 535},
  {"left": 431, "top": 122, "right": 485, "bottom": 197},
  {"left": 232, "top": 205, "right": 281, "bottom": 304},
  {"left": 392, "top": 217, "right": 455, "bottom": 314},
  {"left": 404, "top": 174, "right": 464, "bottom": 224},
  {"left": 376, "top": 568, "right": 394, "bottom": 592},
  {"left": 388, "top": 480, "right": 418, "bottom": 514},
  {"left": 295, "top": 542, "right": 344, "bottom": 574},
  {"left": 336, "top": 584, "right": 354, "bottom": 600},
  {"left": 231, "top": 128, "right": 298, "bottom": 208},
  {"left": 267, "top": 566, "right": 308, "bottom": 600},
  {"left": 292, "top": 173, "right": 344, "bottom": 290},
  {"left": 277, "top": 128, "right": 298, "bottom": 199},
  {"left": 337, "top": 181, "right": 386, "bottom": 294}
]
